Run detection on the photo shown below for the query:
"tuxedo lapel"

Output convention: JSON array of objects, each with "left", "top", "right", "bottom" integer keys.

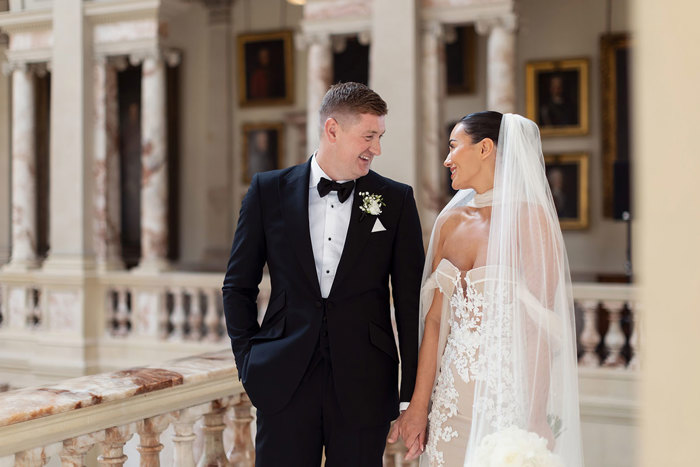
[
  {"left": 281, "top": 160, "right": 321, "bottom": 296},
  {"left": 329, "top": 173, "right": 386, "bottom": 297}
]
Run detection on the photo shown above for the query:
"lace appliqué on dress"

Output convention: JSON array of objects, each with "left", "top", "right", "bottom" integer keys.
[{"left": 424, "top": 268, "right": 485, "bottom": 467}]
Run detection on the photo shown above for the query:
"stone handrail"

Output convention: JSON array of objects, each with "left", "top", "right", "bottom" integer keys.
[{"left": 0, "top": 350, "right": 253, "bottom": 465}]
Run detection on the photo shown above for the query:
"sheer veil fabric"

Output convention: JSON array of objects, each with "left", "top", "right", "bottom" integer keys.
[{"left": 419, "top": 114, "right": 584, "bottom": 466}]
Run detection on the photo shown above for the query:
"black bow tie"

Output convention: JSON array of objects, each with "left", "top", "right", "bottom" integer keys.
[{"left": 317, "top": 177, "right": 355, "bottom": 203}]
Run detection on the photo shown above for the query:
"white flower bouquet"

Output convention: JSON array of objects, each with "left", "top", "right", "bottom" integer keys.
[{"left": 472, "top": 426, "right": 564, "bottom": 467}]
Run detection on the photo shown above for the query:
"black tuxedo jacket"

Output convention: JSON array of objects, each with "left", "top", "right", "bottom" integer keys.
[{"left": 223, "top": 159, "right": 424, "bottom": 427}]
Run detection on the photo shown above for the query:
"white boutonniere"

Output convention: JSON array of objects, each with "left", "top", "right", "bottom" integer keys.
[{"left": 358, "top": 192, "right": 386, "bottom": 220}]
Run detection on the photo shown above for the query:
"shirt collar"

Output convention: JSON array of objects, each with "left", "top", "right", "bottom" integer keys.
[{"left": 309, "top": 154, "right": 351, "bottom": 188}]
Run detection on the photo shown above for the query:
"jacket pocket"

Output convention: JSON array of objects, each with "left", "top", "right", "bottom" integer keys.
[{"left": 369, "top": 321, "right": 399, "bottom": 363}]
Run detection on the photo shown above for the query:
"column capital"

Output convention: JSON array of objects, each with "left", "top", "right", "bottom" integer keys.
[
  {"left": 422, "top": 20, "right": 445, "bottom": 41},
  {"left": 295, "top": 31, "right": 331, "bottom": 51},
  {"left": 475, "top": 13, "right": 518, "bottom": 36},
  {"left": 129, "top": 47, "right": 181, "bottom": 67}
]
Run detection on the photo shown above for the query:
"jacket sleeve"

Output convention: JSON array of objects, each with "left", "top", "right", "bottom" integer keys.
[
  {"left": 390, "top": 185, "right": 425, "bottom": 403},
  {"left": 222, "top": 173, "right": 267, "bottom": 378}
]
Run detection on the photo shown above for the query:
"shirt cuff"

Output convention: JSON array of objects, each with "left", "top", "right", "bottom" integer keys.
[{"left": 399, "top": 402, "right": 410, "bottom": 411}]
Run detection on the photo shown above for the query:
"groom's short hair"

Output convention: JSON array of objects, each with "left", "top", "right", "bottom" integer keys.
[{"left": 319, "top": 82, "right": 388, "bottom": 128}]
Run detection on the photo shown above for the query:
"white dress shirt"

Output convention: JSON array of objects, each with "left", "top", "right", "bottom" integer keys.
[{"left": 308, "top": 155, "right": 354, "bottom": 298}]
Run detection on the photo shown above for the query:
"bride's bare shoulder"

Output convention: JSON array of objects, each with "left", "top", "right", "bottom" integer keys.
[{"left": 437, "top": 206, "right": 477, "bottom": 238}]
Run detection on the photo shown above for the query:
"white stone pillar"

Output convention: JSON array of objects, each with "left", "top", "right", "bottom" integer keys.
[
  {"left": 369, "top": 0, "right": 419, "bottom": 186},
  {"left": 476, "top": 14, "right": 517, "bottom": 114},
  {"left": 93, "top": 57, "right": 124, "bottom": 271},
  {"left": 302, "top": 32, "right": 332, "bottom": 155},
  {"left": 0, "top": 35, "right": 11, "bottom": 266},
  {"left": 136, "top": 52, "right": 170, "bottom": 272},
  {"left": 43, "top": 0, "right": 95, "bottom": 271},
  {"left": 201, "top": 0, "right": 234, "bottom": 267},
  {"left": 7, "top": 63, "right": 38, "bottom": 270},
  {"left": 420, "top": 21, "right": 446, "bottom": 241}
]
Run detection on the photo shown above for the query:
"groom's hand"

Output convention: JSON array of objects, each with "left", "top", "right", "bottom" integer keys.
[{"left": 387, "top": 407, "right": 427, "bottom": 456}]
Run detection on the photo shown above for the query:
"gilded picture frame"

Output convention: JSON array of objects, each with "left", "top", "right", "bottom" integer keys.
[
  {"left": 242, "top": 122, "right": 285, "bottom": 184},
  {"left": 601, "top": 33, "right": 632, "bottom": 218},
  {"left": 237, "top": 30, "right": 295, "bottom": 107},
  {"left": 544, "top": 153, "right": 589, "bottom": 230},
  {"left": 526, "top": 58, "right": 590, "bottom": 136}
]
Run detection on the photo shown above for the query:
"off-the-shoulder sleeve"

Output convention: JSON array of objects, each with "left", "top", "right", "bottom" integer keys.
[{"left": 421, "top": 258, "right": 461, "bottom": 299}]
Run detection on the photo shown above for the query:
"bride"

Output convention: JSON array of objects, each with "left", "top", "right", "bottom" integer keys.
[{"left": 388, "top": 112, "right": 584, "bottom": 466}]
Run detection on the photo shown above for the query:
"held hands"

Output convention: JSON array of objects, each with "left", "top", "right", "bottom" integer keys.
[{"left": 387, "top": 406, "right": 428, "bottom": 461}]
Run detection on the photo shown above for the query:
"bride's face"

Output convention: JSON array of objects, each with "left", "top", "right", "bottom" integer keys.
[{"left": 444, "top": 123, "right": 489, "bottom": 191}]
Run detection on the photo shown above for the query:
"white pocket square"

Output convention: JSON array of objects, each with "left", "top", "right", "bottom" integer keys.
[{"left": 371, "top": 218, "right": 386, "bottom": 233}]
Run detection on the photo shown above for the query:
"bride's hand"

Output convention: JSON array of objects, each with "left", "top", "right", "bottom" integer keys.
[
  {"left": 404, "top": 430, "right": 426, "bottom": 461},
  {"left": 387, "top": 406, "right": 428, "bottom": 454}
]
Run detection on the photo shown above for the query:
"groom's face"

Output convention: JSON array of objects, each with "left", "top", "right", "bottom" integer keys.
[{"left": 331, "top": 113, "right": 385, "bottom": 180}]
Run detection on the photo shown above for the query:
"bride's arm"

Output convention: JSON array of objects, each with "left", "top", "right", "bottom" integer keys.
[{"left": 389, "top": 219, "right": 452, "bottom": 458}]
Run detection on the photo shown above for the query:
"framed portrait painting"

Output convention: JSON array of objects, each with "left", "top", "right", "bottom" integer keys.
[
  {"left": 237, "top": 30, "right": 294, "bottom": 107},
  {"left": 601, "top": 33, "right": 632, "bottom": 218},
  {"left": 242, "top": 123, "right": 285, "bottom": 184},
  {"left": 526, "top": 58, "right": 590, "bottom": 136},
  {"left": 543, "top": 153, "right": 589, "bottom": 230}
]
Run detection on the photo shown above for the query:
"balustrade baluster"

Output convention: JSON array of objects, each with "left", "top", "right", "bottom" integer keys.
[
  {"left": 106, "top": 289, "right": 118, "bottom": 336},
  {"left": 30, "top": 288, "right": 42, "bottom": 328},
  {"left": 188, "top": 289, "right": 203, "bottom": 341},
  {"left": 578, "top": 299, "right": 601, "bottom": 367},
  {"left": 172, "top": 405, "right": 208, "bottom": 467},
  {"left": 159, "top": 291, "right": 170, "bottom": 340},
  {"left": 171, "top": 287, "right": 186, "bottom": 340},
  {"left": 15, "top": 446, "right": 49, "bottom": 466},
  {"left": 204, "top": 289, "right": 219, "bottom": 342},
  {"left": 602, "top": 300, "right": 627, "bottom": 368},
  {"left": 628, "top": 303, "right": 640, "bottom": 370},
  {"left": 98, "top": 425, "right": 134, "bottom": 466},
  {"left": 198, "top": 398, "right": 233, "bottom": 467},
  {"left": 228, "top": 394, "right": 254, "bottom": 466},
  {"left": 116, "top": 288, "right": 130, "bottom": 337},
  {"left": 61, "top": 433, "right": 103, "bottom": 467},
  {"left": 136, "top": 414, "right": 172, "bottom": 467}
]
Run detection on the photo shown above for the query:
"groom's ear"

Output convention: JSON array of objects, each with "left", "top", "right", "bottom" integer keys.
[{"left": 324, "top": 117, "right": 339, "bottom": 143}]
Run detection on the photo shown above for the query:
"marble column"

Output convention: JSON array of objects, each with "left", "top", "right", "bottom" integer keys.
[
  {"left": 476, "top": 14, "right": 517, "bottom": 114},
  {"left": 302, "top": 32, "right": 332, "bottom": 155},
  {"left": 420, "top": 21, "right": 446, "bottom": 241},
  {"left": 136, "top": 52, "right": 170, "bottom": 272},
  {"left": 201, "top": 0, "right": 234, "bottom": 268},
  {"left": 7, "top": 63, "right": 38, "bottom": 270},
  {"left": 0, "top": 35, "right": 11, "bottom": 266},
  {"left": 93, "top": 57, "right": 124, "bottom": 271}
]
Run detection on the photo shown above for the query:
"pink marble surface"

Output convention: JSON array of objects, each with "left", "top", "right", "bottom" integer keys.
[
  {"left": 304, "top": 0, "right": 371, "bottom": 21},
  {"left": 0, "top": 351, "right": 236, "bottom": 428},
  {"left": 93, "top": 20, "right": 157, "bottom": 46},
  {"left": 422, "top": 0, "right": 500, "bottom": 7},
  {"left": 93, "top": 61, "right": 122, "bottom": 268},
  {"left": 11, "top": 30, "right": 53, "bottom": 51}
]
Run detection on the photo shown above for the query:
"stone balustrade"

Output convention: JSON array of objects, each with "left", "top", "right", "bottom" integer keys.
[
  {"left": 573, "top": 282, "right": 639, "bottom": 370},
  {"left": 0, "top": 351, "right": 254, "bottom": 466}
]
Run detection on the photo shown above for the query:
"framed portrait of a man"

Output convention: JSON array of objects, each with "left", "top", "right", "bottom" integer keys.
[
  {"left": 543, "top": 153, "right": 589, "bottom": 229},
  {"left": 242, "top": 123, "right": 285, "bottom": 183},
  {"left": 237, "top": 30, "right": 294, "bottom": 107},
  {"left": 526, "top": 58, "right": 590, "bottom": 136}
]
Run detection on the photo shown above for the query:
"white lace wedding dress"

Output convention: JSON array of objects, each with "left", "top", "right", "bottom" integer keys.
[{"left": 422, "top": 258, "right": 505, "bottom": 467}]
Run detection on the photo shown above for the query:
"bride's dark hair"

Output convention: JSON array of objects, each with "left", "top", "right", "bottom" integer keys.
[{"left": 460, "top": 111, "right": 503, "bottom": 144}]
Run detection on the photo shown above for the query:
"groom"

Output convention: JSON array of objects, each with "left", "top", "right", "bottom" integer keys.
[{"left": 223, "top": 82, "right": 424, "bottom": 466}]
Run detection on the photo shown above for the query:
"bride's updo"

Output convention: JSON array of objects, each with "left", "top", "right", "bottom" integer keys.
[{"left": 460, "top": 111, "right": 503, "bottom": 144}]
